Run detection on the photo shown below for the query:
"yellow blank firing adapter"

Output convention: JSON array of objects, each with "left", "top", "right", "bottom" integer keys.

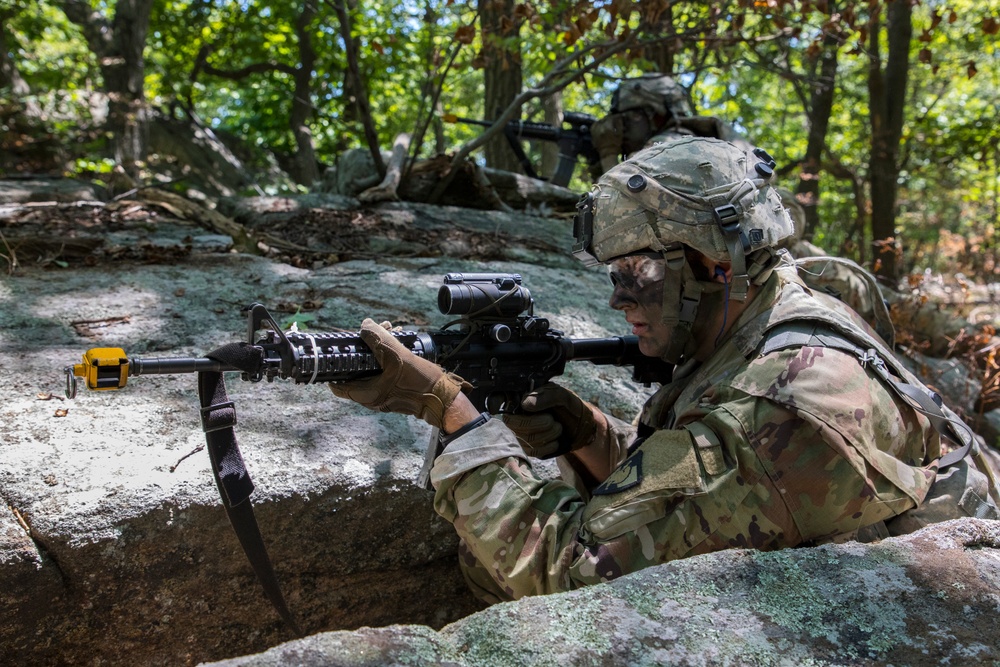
[{"left": 64, "top": 348, "right": 129, "bottom": 399}]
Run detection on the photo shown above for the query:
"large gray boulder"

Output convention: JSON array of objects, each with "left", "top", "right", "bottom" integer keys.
[
  {"left": 2, "top": 190, "right": 998, "bottom": 666},
  {"left": 201, "top": 518, "right": 1000, "bottom": 667},
  {"left": 0, "top": 202, "right": 647, "bottom": 665}
]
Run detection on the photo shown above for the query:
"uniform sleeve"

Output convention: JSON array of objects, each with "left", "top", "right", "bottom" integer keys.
[
  {"left": 430, "top": 418, "right": 588, "bottom": 597},
  {"left": 556, "top": 411, "right": 637, "bottom": 498},
  {"left": 430, "top": 402, "right": 803, "bottom": 600}
]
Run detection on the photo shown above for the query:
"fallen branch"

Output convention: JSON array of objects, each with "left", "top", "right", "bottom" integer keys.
[
  {"left": 0, "top": 229, "right": 18, "bottom": 274},
  {"left": 170, "top": 444, "right": 205, "bottom": 473},
  {"left": 136, "top": 188, "right": 312, "bottom": 255},
  {"left": 358, "top": 133, "right": 410, "bottom": 203}
]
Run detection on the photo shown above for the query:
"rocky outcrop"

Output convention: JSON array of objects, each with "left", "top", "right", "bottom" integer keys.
[
  {"left": 2, "top": 182, "right": 999, "bottom": 666},
  {"left": 0, "top": 204, "right": 646, "bottom": 665},
  {"left": 202, "top": 519, "right": 1000, "bottom": 667}
]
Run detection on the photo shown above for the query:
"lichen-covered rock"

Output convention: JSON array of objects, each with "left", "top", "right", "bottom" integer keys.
[
  {"left": 202, "top": 519, "right": 1000, "bottom": 667},
  {"left": 0, "top": 176, "right": 107, "bottom": 204},
  {"left": 3, "top": 185, "right": 998, "bottom": 666}
]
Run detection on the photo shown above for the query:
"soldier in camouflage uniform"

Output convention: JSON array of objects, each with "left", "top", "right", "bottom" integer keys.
[
  {"left": 331, "top": 137, "right": 993, "bottom": 603},
  {"left": 589, "top": 73, "right": 750, "bottom": 174},
  {"left": 588, "top": 73, "right": 695, "bottom": 176}
]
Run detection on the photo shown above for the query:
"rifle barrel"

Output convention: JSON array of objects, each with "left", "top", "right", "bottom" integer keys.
[
  {"left": 565, "top": 336, "right": 641, "bottom": 365},
  {"left": 446, "top": 116, "right": 493, "bottom": 128},
  {"left": 130, "top": 357, "right": 230, "bottom": 376}
]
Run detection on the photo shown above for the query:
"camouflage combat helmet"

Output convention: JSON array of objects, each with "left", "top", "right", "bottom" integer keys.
[
  {"left": 573, "top": 137, "right": 794, "bottom": 362},
  {"left": 611, "top": 73, "right": 694, "bottom": 119}
]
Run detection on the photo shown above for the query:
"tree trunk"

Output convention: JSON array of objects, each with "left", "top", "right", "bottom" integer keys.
[
  {"left": 334, "top": 0, "right": 385, "bottom": 178},
  {"left": 290, "top": 1, "right": 320, "bottom": 185},
  {"left": 867, "top": 0, "right": 912, "bottom": 283},
  {"left": 0, "top": 18, "right": 30, "bottom": 100},
  {"left": 795, "top": 11, "right": 843, "bottom": 241},
  {"left": 641, "top": 0, "right": 675, "bottom": 74},
  {"left": 190, "top": 4, "right": 321, "bottom": 188},
  {"left": 0, "top": 15, "right": 46, "bottom": 120},
  {"left": 479, "top": 0, "right": 523, "bottom": 173},
  {"left": 61, "top": 0, "right": 153, "bottom": 181}
]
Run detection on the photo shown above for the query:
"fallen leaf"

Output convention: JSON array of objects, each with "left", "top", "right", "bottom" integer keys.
[{"left": 54, "top": 408, "right": 69, "bottom": 417}]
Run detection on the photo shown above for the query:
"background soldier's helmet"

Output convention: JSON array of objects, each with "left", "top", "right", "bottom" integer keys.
[{"left": 611, "top": 73, "right": 695, "bottom": 119}]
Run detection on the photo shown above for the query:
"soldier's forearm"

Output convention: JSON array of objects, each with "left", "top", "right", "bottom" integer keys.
[{"left": 559, "top": 410, "right": 636, "bottom": 491}]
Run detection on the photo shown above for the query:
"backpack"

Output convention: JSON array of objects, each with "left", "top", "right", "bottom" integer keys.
[{"left": 767, "top": 259, "right": 1000, "bottom": 537}]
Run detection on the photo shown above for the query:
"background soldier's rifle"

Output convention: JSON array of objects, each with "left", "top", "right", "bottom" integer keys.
[{"left": 444, "top": 113, "right": 600, "bottom": 188}]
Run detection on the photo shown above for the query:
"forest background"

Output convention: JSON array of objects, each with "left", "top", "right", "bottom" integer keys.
[
  {"left": 1, "top": 0, "right": 998, "bottom": 283},
  {"left": 3, "top": 4, "right": 1000, "bottom": 660}
]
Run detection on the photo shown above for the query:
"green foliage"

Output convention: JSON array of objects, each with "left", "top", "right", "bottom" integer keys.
[
  {"left": 71, "top": 157, "right": 116, "bottom": 175},
  {"left": 280, "top": 308, "right": 317, "bottom": 332},
  {"left": 3, "top": 1, "right": 100, "bottom": 126},
  {"left": 4, "top": 0, "right": 998, "bottom": 281},
  {"left": 686, "top": 0, "right": 1000, "bottom": 276}
]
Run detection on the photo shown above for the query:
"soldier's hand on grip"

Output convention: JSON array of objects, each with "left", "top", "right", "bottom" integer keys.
[
  {"left": 330, "top": 319, "right": 470, "bottom": 429},
  {"left": 502, "top": 383, "right": 603, "bottom": 459}
]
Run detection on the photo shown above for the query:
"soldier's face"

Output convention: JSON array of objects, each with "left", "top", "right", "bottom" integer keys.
[{"left": 607, "top": 255, "right": 671, "bottom": 358}]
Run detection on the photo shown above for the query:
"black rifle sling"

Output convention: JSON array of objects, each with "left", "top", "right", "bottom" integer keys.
[{"left": 198, "top": 342, "right": 302, "bottom": 637}]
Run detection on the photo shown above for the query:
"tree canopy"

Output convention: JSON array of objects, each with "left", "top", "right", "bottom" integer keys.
[{"left": 2, "top": 0, "right": 998, "bottom": 283}]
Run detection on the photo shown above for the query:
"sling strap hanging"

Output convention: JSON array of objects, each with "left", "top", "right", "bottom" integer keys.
[{"left": 198, "top": 342, "right": 302, "bottom": 637}]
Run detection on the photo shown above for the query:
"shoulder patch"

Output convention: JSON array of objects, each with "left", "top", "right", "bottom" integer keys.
[{"left": 592, "top": 451, "right": 644, "bottom": 496}]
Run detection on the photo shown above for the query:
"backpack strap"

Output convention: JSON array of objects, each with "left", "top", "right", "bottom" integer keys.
[{"left": 757, "top": 321, "right": 975, "bottom": 469}]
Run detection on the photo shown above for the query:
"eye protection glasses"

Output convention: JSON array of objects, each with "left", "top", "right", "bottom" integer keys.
[{"left": 606, "top": 254, "right": 666, "bottom": 291}]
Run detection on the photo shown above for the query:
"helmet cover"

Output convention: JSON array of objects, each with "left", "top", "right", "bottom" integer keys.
[
  {"left": 611, "top": 74, "right": 695, "bottom": 118},
  {"left": 583, "top": 137, "right": 794, "bottom": 268}
]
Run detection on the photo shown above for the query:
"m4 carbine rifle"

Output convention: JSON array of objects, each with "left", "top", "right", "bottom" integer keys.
[
  {"left": 444, "top": 112, "right": 601, "bottom": 188},
  {"left": 65, "top": 272, "right": 668, "bottom": 409},
  {"left": 62, "top": 273, "right": 668, "bottom": 635}
]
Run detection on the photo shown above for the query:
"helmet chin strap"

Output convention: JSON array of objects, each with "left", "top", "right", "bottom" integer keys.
[{"left": 658, "top": 246, "right": 728, "bottom": 365}]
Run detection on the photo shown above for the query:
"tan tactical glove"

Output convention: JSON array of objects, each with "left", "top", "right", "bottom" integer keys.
[
  {"left": 330, "top": 319, "right": 470, "bottom": 429},
  {"left": 501, "top": 383, "right": 606, "bottom": 459}
]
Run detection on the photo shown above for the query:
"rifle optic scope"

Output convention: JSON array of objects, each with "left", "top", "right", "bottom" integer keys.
[{"left": 438, "top": 273, "right": 532, "bottom": 318}]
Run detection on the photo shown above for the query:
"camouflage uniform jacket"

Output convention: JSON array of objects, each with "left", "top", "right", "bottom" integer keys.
[{"left": 430, "top": 263, "right": 940, "bottom": 602}]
